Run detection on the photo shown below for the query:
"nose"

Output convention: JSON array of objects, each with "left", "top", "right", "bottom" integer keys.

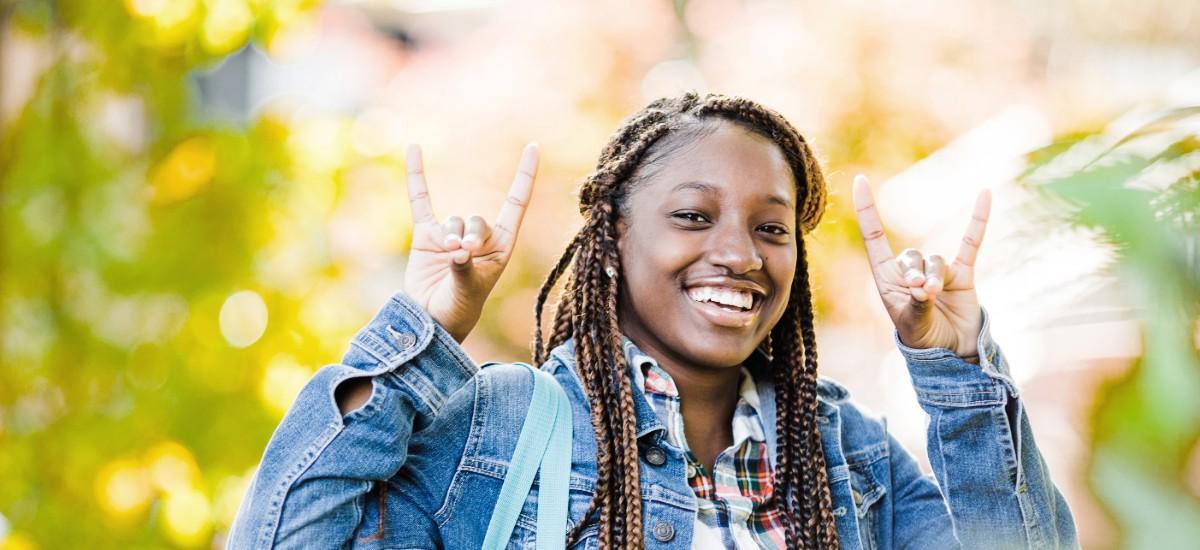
[{"left": 705, "top": 222, "right": 764, "bottom": 274}]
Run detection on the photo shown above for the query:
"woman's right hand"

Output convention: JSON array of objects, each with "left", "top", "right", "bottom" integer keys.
[{"left": 401, "top": 142, "right": 540, "bottom": 343}]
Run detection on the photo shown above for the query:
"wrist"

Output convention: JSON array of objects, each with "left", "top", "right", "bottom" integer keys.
[{"left": 433, "top": 317, "right": 471, "bottom": 344}]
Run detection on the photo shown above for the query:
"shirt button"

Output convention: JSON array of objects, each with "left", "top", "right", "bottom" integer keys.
[
  {"left": 645, "top": 446, "right": 667, "bottom": 466},
  {"left": 686, "top": 463, "right": 698, "bottom": 479},
  {"left": 652, "top": 521, "right": 675, "bottom": 542}
]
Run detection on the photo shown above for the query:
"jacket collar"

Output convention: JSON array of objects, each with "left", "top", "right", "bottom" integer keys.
[{"left": 548, "top": 335, "right": 778, "bottom": 443}]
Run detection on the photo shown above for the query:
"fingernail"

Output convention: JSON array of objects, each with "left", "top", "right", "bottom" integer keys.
[{"left": 444, "top": 234, "right": 460, "bottom": 247}]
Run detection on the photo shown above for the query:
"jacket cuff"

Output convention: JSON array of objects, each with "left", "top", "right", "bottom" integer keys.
[
  {"left": 339, "top": 291, "right": 478, "bottom": 423},
  {"left": 893, "top": 305, "right": 1019, "bottom": 407}
]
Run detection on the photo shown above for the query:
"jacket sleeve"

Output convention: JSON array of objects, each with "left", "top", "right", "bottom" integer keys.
[
  {"left": 227, "top": 292, "right": 478, "bottom": 549},
  {"left": 894, "top": 306, "right": 1078, "bottom": 549}
]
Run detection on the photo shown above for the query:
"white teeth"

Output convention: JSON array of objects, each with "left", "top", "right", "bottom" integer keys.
[{"left": 686, "top": 286, "right": 754, "bottom": 310}]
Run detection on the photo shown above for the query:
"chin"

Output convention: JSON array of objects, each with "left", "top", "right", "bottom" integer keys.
[{"left": 683, "top": 339, "right": 759, "bottom": 369}]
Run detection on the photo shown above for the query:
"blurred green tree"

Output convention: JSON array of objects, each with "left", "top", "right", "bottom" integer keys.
[
  {"left": 1019, "top": 106, "right": 1200, "bottom": 549},
  {"left": 0, "top": 1, "right": 361, "bottom": 547}
]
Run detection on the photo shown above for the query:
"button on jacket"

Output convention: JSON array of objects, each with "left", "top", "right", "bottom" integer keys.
[
  {"left": 228, "top": 292, "right": 1078, "bottom": 549},
  {"left": 627, "top": 337, "right": 787, "bottom": 548}
]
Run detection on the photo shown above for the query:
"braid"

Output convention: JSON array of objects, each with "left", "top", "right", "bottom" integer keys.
[
  {"left": 534, "top": 231, "right": 583, "bottom": 365},
  {"left": 533, "top": 91, "right": 837, "bottom": 548},
  {"left": 770, "top": 319, "right": 802, "bottom": 543},
  {"left": 545, "top": 287, "right": 575, "bottom": 356},
  {"left": 795, "top": 238, "right": 840, "bottom": 547}
]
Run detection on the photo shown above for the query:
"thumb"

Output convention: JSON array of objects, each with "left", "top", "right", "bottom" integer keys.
[
  {"left": 449, "top": 248, "right": 489, "bottom": 298},
  {"left": 449, "top": 248, "right": 475, "bottom": 279}
]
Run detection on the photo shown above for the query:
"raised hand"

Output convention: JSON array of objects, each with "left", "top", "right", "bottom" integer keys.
[
  {"left": 852, "top": 174, "right": 992, "bottom": 361},
  {"left": 402, "top": 142, "right": 539, "bottom": 343}
]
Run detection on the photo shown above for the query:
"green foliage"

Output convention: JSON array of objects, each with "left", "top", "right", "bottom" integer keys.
[
  {"left": 1020, "top": 106, "right": 1200, "bottom": 549},
  {"left": 0, "top": 1, "right": 339, "bottom": 547}
]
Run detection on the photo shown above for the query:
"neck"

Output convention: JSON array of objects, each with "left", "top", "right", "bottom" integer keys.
[
  {"left": 673, "top": 364, "right": 742, "bottom": 474},
  {"left": 618, "top": 331, "right": 743, "bottom": 474}
]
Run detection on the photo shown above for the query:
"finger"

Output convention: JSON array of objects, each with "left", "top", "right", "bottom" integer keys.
[
  {"left": 494, "top": 142, "right": 539, "bottom": 244},
  {"left": 852, "top": 174, "right": 896, "bottom": 274},
  {"left": 405, "top": 144, "right": 438, "bottom": 224},
  {"left": 442, "top": 216, "right": 465, "bottom": 248},
  {"left": 461, "top": 215, "right": 492, "bottom": 252},
  {"left": 924, "top": 254, "right": 948, "bottom": 295},
  {"left": 954, "top": 189, "right": 992, "bottom": 269},
  {"left": 449, "top": 248, "right": 473, "bottom": 268},
  {"left": 897, "top": 249, "right": 926, "bottom": 287}
]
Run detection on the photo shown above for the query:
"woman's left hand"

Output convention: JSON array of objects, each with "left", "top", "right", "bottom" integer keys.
[{"left": 851, "top": 175, "right": 992, "bottom": 361}]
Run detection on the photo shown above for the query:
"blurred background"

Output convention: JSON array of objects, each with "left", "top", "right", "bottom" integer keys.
[{"left": 1, "top": 0, "right": 1197, "bottom": 547}]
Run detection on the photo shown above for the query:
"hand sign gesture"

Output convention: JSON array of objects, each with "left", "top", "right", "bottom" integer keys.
[
  {"left": 852, "top": 175, "right": 992, "bottom": 361},
  {"left": 402, "top": 143, "right": 539, "bottom": 343}
]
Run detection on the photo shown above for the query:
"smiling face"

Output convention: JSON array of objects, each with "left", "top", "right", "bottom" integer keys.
[{"left": 615, "top": 120, "right": 799, "bottom": 373}]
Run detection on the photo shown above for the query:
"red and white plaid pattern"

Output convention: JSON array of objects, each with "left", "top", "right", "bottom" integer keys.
[{"left": 623, "top": 337, "right": 788, "bottom": 549}]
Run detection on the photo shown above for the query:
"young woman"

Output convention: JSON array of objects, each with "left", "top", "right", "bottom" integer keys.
[{"left": 228, "top": 92, "right": 1077, "bottom": 549}]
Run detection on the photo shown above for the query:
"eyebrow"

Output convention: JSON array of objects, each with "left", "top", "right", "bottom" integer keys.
[{"left": 670, "top": 180, "right": 794, "bottom": 208}]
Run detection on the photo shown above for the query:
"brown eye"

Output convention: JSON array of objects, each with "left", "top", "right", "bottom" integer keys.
[
  {"left": 760, "top": 224, "right": 789, "bottom": 236},
  {"left": 672, "top": 211, "right": 709, "bottom": 224}
]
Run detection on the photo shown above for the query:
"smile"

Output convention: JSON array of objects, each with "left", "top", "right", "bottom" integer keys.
[{"left": 684, "top": 285, "right": 762, "bottom": 328}]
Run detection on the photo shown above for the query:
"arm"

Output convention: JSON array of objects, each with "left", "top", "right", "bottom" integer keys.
[
  {"left": 227, "top": 292, "right": 477, "bottom": 549},
  {"left": 895, "top": 305, "right": 1078, "bottom": 549},
  {"left": 227, "top": 142, "right": 539, "bottom": 548}
]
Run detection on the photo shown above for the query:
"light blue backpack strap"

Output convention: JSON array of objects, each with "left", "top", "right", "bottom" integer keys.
[
  {"left": 482, "top": 363, "right": 557, "bottom": 550},
  {"left": 535, "top": 369, "right": 572, "bottom": 550}
]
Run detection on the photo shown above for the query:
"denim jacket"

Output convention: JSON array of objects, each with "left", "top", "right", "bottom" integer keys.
[{"left": 228, "top": 292, "right": 1078, "bottom": 549}]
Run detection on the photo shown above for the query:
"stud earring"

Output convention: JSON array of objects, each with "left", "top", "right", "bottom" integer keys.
[{"left": 604, "top": 265, "right": 618, "bottom": 279}]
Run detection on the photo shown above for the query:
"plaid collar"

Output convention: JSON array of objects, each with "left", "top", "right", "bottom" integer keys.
[
  {"left": 620, "top": 336, "right": 768, "bottom": 446},
  {"left": 618, "top": 335, "right": 787, "bottom": 549}
]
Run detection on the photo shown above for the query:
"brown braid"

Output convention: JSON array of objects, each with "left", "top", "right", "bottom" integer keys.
[
  {"left": 532, "top": 91, "right": 838, "bottom": 548},
  {"left": 533, "top": 232, "right": 583, "bottom": 362}
]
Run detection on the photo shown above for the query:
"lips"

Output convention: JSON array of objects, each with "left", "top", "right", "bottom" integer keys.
[
  {"left": 683, "top": 284, "right": 764, "bottom": 328},
  {"left": 685, "top": 286, "right": 756, "bottom": 310}
]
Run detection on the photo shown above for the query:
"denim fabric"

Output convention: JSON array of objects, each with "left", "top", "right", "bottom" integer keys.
[{"left": 228, "top": 292, "right": 1078, "bottom": 549}]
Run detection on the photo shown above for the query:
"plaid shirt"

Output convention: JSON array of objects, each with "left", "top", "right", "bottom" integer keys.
[{"left": 623, "top": 337, "right": 787, "bottom": 549}]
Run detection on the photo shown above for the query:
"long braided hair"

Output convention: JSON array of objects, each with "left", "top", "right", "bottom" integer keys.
[{"left": 532, "top": 91, "right": 839, "bottom": 549}]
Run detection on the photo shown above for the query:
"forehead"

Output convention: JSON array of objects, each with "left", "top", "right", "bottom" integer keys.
[{"left": 636, "top": 122, "right": 796, "bottom": 205}]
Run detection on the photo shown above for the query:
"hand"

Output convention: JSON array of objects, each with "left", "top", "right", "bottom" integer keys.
[
  {"left": 402, "top": 142, "right": 539, "bottom": 342},
  {"left": 852, "top": 174, "right": 992, "bottom": 360}
]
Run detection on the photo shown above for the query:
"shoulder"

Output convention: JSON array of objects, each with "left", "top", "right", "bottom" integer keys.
[
  {"left": 473, "top": 357, "right": 590, "bottom": 424},
  {"left": 469, "top": 361, "right": 542, "bottom": 426},
  {"left": 469, "top": 359, "right": 585, "bottom": 430},
  {"left": 415, "top": 361, "right": 536, "bottom": 441},
  {"left": 815, "top": 375, "right": 890, "bottom": 456}
]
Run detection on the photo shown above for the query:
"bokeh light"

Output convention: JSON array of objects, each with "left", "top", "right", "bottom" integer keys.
[
  {"left": 201, "top": 0, "right": 255, "bottom": 55},
  {"left": 258, "top": 354, "right": 313, "bottom": 416},
  {"left": 160, "top": 486, "right": 213, "bottom": 547},
  {"left": 3, "top": 0, "right": 1197, "bottom": 547},
  {"left": 94, "top": 459, "right": 152, "bottom": 520},
  {"left": 219, "top": 290, "right": 269, "bottom": 348},
  {"left": 150, "top": 136, "right": 217, "bottom": 204}
]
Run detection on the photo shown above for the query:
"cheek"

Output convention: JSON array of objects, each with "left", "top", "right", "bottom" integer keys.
[
  {"left": 766, "top": 250, "right": 798, "bottom": 311},
  {"left": 771, "top": 254, "right": 797, "bottom": 286},
  {"left": 621, "top": 230, "right": 696, "bottom": 283}
]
